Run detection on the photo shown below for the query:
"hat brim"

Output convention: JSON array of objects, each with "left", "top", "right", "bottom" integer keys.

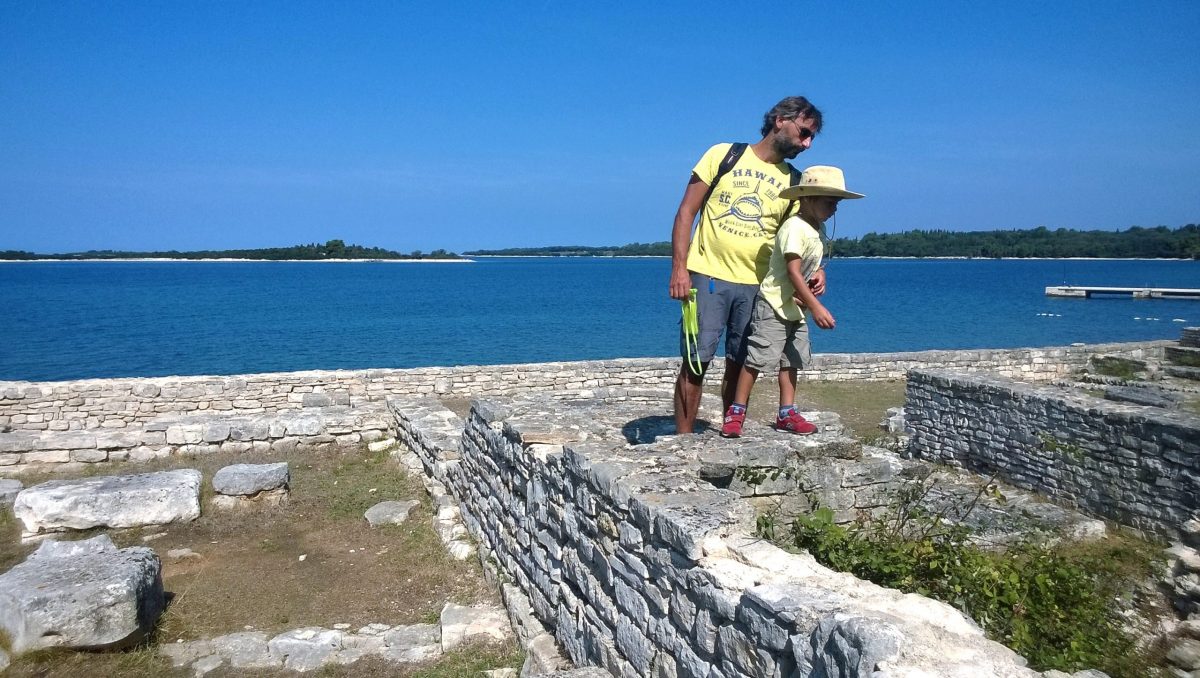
[{"left": 779, "top": 185, "right": 865, "bottom": 200}]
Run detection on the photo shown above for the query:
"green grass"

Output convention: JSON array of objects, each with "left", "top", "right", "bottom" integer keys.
[
  {"left": 311, "top": 448, "right": 416, "bottom": 521},
  {"left": 713, "top": 378, "right": 907, "bottom": 444},
  {"left": 409, "top": 642, "right": 524, "bottom": 677}
]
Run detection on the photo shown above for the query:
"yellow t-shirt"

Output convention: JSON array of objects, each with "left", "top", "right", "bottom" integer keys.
[
  {"left": 759, "top": 215, "right": 824, "bottom": 322},
  {"left": 685, "top": 143, "right": 796, "bottom": 285}
]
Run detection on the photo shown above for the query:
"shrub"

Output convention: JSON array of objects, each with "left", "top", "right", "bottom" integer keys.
[{"left": 782, "top": 487, "right": 1162, "bottom": 676}]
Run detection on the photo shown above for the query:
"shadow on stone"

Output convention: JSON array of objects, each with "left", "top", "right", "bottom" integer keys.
[{"left": 620, "top": 416, "right": 711, "bottom": 444}]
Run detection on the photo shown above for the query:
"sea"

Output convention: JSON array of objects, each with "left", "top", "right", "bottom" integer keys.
[{"left": 1, "top": 258, "right": 1197, "bottom": 382}]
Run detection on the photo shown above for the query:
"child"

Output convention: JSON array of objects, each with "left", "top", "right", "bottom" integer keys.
[{"left": 719, "top": 166, "right": 864, "bottom": 438}]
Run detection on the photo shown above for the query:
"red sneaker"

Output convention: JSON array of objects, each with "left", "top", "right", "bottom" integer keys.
[
  {"left": 720, "top": 408, "right": 745, "bottom": 438},
  {"left": 775, "top": 410, "right": 817, "bottom": 435}
]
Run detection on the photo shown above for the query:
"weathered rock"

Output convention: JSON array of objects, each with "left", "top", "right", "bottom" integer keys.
[
  {"left": 440, "top": 603, "right": 514, "bottom": 651},
  {"left": 167, "top": 548, "right": 202, "bottom": 562},
  {"left": 211, "top": 487, "right": 289, "bottom": 510},
  {"left": 0, "top": 535, "right": 164, "bottom": 654},
  {"left": 13, "top": 469, "right": 201, "bottom": 536},
  {"left": 209, "top": 631, "right": 278, "bottom": 669},
  {"left": 1169, "top": 637, "right": 1200, "bottom": 671},
  {"left": 364, "top": 500, "right": 420, "bottom": 527},
  {"left": 192, "top": 654, "right": 223, "bottom": 676},
  {"left": 268, "top": 627, "right": 344, "bottom": 671},
  {"left": 212, "top": 462, "right": 289, "bottom": 496},
  {"left": 382, "top": 623, "right": 440, "bottom": 649},
  {"left": 160, "top": 639, "right": 216, "bottom": 668},
  {"left": 0, "top": 478, "right": 22, "bottom": 507}
]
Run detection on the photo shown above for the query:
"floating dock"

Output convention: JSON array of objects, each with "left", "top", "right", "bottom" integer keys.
[{"left": 1046, "top": 285, "right": 1200, "bottom": 299}]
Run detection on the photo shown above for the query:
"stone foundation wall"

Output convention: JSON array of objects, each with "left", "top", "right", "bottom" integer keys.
[
  {"left": 0, "top": 406, "right": 395, "bottom": 476},
  {"left": 0, "top": 341, "right": 1168, "bottom": 433},
  {"left": 905, "top": 368, "right": 1200, "bottom": 537},
  {"left": 391, "top": 391, "right": 1040, "bottom": 677}
]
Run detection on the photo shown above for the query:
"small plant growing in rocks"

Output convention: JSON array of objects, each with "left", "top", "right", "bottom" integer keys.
[{"left": 770, "top": 476, "right": 1167, "bottom": 677}]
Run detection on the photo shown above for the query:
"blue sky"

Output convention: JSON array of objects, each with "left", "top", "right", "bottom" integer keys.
[{"left": 2, "top": 1, "right": 1197, "bottom": 253}]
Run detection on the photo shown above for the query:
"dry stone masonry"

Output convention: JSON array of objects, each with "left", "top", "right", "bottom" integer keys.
[
  {"left": 393, "top": 388, "right": 1048, "bottom": 677},
  {"left": 0, "top": 405, "right": 394, "bottom": 476},
  {"left": 0, "top": 341, "right": 1164, "bottom": 434},
  {"left": 906, "top": 368, "right": 1200, "bottom": 538}
]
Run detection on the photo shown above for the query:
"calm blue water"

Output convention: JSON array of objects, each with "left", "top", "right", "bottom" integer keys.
[{"left": 1, "top": 258, "right": 1197, "bottom": 382}]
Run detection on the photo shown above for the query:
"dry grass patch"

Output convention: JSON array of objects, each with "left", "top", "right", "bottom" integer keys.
[
  {"left": 708, "top": 377, "right": 907, "bottom": 442},
  {"left": 2, "top": 445, "right": 503, "bottom": 676}
]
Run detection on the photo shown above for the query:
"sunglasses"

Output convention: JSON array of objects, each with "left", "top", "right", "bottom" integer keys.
[{"left": 790, "top": 118, "right": 816, "bottom": 141}]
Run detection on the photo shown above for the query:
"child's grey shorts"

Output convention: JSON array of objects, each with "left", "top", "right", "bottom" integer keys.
[
  {"left": 680, "top": 272, "right": 758, "bottom": 371},
  {"left": 743, "top": 295, "right": 812, "bottom": 371}
]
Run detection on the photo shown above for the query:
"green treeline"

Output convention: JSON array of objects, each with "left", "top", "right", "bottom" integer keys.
[
  {"left": 0, "top": 240, "right": 461, "bottom": 261},
  {"left": 463, "top": 224, "right": 1200, "bottom": 259},
  {"left": 830, "top": 224, "right": 1200, "bottom": 259},
  {"left": 463, "top": 242, "right": 667, "bottom": 257}
]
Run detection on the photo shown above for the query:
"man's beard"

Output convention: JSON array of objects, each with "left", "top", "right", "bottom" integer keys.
[{"left": 773, "top": 136, "right": 804, "bottom": 159}]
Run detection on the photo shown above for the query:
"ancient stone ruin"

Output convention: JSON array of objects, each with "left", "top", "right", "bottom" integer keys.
[{"left": 0, "top": 333, "right": 1197, "bottom": 675}]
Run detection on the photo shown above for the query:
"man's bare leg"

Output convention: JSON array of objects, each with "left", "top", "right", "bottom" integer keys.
[{"left": 674, "top": 366, "right": 705, "bottom": 434}]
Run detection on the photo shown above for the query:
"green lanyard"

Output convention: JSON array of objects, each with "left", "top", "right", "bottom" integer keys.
[{"left": 682, "top": 288, "right": 703, "bottom": 374}]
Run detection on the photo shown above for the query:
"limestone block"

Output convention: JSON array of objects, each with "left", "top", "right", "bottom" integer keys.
[
  {"left": 268, "top": 627, "right": 345, "bottom": 671},
  {"left": 0, "top": 432, "right": 38, "bottom": 451},
  {"left": 440, "top": 603, "right": 513, "bottom": 651},
  {"left": 35, "top": 432, "right": 96, "bottom": 450},
  {"left": 165, "top": 424, "right": 203, "bottom": 445},
  {"left": 209, "top": 631, "right": 279, "bottom": 669},
  {"left": 213, "top": 462, "right": 289, "bottom": 496},
  {"left": 95, "top": 431, "right": 141, "bottom": 449},
  {"left": 364, "top": 500, "right": 419, "bottom": 527},
  {"left": 0, "top": 535, "right": 164, "bottom": 654},
  {"left": 0, "top": 478, "right": 23, "bottom": 507},
  {"left": 69, "top": 448, "right": 108, "bottom": 463},
  {"left": 201, "top": 422, "right": 231, "bottom": 443},
  {"left": 14, "top": 469, "right": 202, "bottom": 536},
  {"left": 284, "top": 414, "right": 323, "bottom": 436},
  {"left": 211, "top": 488, "right": 288, "bottom": 510}
]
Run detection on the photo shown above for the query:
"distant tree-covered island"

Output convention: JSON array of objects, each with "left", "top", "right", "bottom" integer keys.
[
  {"left": 0, "top": 239, "right": 463, "bottom": 261},
  {"left": 464, "top": 224, "right": 1200, "bottom": 259}
]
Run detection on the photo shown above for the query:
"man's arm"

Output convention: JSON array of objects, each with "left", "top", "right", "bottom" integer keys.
[
  {"left": 669, "top": 174, "right": 709, "bottom": 300},
  {"left": 786, "top": 255, "right": 834, "bottom": 329}
]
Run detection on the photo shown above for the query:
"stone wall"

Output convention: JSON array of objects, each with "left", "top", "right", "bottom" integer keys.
[
  {"left": 392, "top": 390, "right": 1041, "bottom": 677},
  {"left": 905, "top": 368, "right": 1200, "bottom": 538},
  {"left": 0, "top": 341, "right": 1168, "bottom": 433},
  {"left": 0, "top": 405, "right": 395, "bottom": 476}
]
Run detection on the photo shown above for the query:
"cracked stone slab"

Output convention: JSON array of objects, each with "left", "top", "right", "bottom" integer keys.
[{"left": 14, "top": 469, "right": 201, "bottom": 537}]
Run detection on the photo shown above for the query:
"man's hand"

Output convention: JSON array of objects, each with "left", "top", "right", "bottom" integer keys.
[
  {"left": 808, "top": 268, "right": 826, "bottom": 296},
  {"left": 669, "top": 265, "right": 693, "bottom": 300},
  {"left": 810, "top": 304, "right": 835, "bottom": 330}
]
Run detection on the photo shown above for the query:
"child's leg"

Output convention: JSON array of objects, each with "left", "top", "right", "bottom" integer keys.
[
  {"left": 733, "top": 365, "right": 761, "bottom": 410},
  {"left": 777, "top": 367, "right": 797, "bottom": 410}
]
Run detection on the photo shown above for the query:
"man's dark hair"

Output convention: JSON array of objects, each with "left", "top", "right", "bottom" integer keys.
[{"left": 760, "top": 96, "right": 823, "bottom": 137}]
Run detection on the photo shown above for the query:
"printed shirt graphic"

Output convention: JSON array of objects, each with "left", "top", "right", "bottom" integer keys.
[
  {"left": 759, "top": 215, "right": 824, "bottom": 322},
  {"left": 686, "top": 143, "right": 795, "bottom": 285}
]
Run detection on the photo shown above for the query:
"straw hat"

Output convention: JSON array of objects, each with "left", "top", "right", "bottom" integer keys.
[{"left": 779, "top": 165, "right": 864, "bottom": 200}]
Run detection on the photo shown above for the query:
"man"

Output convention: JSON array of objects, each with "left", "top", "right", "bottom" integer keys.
[{"left": 669, "top": 96, "right": 826, "bottom": 434}]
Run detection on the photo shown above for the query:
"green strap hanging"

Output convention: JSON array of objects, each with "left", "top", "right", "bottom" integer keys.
[{"left": 681, "top": 288, "right": 703, "bottom": 375}]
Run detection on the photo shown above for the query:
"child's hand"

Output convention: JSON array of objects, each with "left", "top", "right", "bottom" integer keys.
[
  {"left": 810, "top": 305, "right": 835, "bottom": 330},
  {"left": 808, "top": 269, "right": 826, "bottom": 296}
]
